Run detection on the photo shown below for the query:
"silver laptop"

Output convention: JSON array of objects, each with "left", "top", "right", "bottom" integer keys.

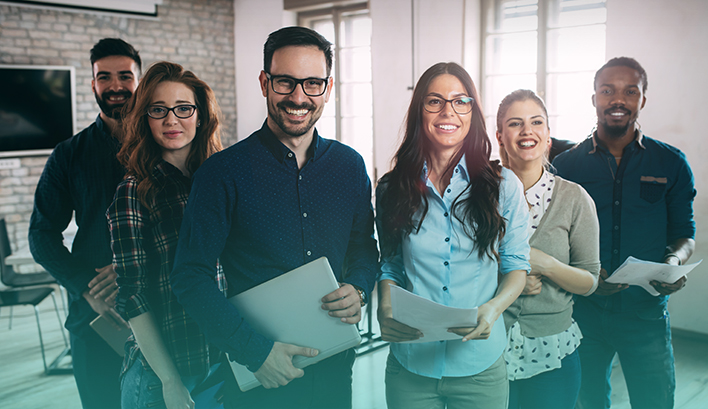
[{"left": 227, "top": 257, "right": 362, "bottom": 391}]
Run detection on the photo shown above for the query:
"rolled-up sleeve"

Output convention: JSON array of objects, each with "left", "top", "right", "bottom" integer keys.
[{"left": 498, "top": 168, "right": 531, "bottom": 275}]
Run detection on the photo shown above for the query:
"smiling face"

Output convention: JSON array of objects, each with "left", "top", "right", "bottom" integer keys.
[
  {"left": 421, "top": 74, "right": 472, "bottom": 156},
  {"left": 259, "top": 45, "right": 332, "bottom": 142},
  {"left": 496, "top": 99, "right": 551, "bottom": 169},
  {"left": 91, "top": 55, "right": 139, "bottom": 120},
  {"left": 147, "top": 81, "right": 198, "bottom": 156},
  {"left": 593, "top": 65, "right": 646, "bottom": 140}
]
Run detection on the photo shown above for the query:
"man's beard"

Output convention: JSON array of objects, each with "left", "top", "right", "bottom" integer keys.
[
  {"left": 94, "top": 90, "right": 132, "bottom": 120},
  {"left": 268, "top": 99, "right": 322, "bottom": 137},
  {"left": 600, "top": 106, "right": 635, "bottom": 139},
  {"left": 601, "top": 121, "right": 632, "bottom": 139}
]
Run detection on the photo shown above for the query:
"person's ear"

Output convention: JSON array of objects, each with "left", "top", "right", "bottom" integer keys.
[{"left": 259, "top": 71, "right": 269, "bottom": 97}]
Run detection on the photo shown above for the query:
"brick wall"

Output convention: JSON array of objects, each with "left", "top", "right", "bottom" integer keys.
[{"left": 0, "top": 0, "right": 237, "bottom": 252}]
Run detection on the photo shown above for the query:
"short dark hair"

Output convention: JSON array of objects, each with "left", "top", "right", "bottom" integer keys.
[
  {"left": 90, "top": 38, "right": 142, "bottom": 75},
  {"left": 263, "top": 26, "right": 333, "bottom": 76},
  {"left": 594, "top": 56, "right": 647, "bottom": 93}
]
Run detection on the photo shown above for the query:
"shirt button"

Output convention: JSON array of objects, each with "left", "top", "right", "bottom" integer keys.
[
  {"left": 614, "top": 225, "right": 619, "bottom": 230},
  {"left": 442, "top": 286, "right": 448, "bottom": 291},
  {"left": 445, "top": 237, "right": 450, "bottom": 242},
  {"left": 455, "top": 169, "right": 459, "bottom": 173},
  {"left": 444, "top": 261, "right": 449, "bottom": 266},
  {"left": 303, "top": 212, "right": 308, "bottom": 218},
  {"left": 299, "top": 175, "right": 302, "bottom": 180},
  {"left": 288, "top": 152, "right": 293, "bottom": 158},
  {"left": 616, "top": 179, "right": 621, "bottom": 184},
  {"left": 306, "top": 250, "right": 312, "bottom": 256},
  {"left": 613, "top": 249, "right": 619, "bottom": 254},
  {"left": 446, "top": 189, "right": 451, "bottom": 193},
  {"left": 615, "top": 200, "right": 620, "bottom": 205},
  {"left": 444, "top": 212, "right": 449, "bottom": 217}
]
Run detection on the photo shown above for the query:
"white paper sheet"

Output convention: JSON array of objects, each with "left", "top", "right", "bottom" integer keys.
[
  {"left": 389, "top": 284, "right": 478, "bottom": 343},
  {"left": 604, "top": 256, "right": 702, "bottom": 296}
]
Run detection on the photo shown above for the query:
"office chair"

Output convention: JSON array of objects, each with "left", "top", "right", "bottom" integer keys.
[
  {"left": 0, "top": 287, "right": 70, "bottom": 374},
  {"left": 0, "top": 219, "right": 67, "bottom": 321}
]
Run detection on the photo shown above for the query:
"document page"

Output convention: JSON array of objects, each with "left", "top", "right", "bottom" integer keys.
[
  {"left": 605, "top": 256, "right": 702, "bottom": 296},
  {"left": 390, "top": 284, "right": 477, "bottom": 343}
]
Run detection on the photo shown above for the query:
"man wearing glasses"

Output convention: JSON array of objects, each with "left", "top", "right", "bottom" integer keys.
[{"left": 170, "top": 26, "right": 378, "bottom": 409}]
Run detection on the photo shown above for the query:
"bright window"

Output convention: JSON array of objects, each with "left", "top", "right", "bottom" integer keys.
[
  {"left": 482, "top": 0, "right": 606, "bottom": 152},
  {"left": 300, "top": 5, "right": 375, "bottom": 183}
]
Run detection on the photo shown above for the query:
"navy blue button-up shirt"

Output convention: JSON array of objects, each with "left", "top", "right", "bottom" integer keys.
[
  {"left": 553, "top": 131, "right": 695, "bottom": 311},
  {"left": 171, "top": 121, "right": 379, "bottom": 371}
]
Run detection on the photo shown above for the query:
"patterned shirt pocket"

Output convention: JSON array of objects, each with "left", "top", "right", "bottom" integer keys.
[{"left": 639, "top": 176, "right": 667, "bottom": 204}]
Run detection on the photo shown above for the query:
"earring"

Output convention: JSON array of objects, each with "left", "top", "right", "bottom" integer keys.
[{"left": 197, "top": 121, "right": 201, "bottom": 127}]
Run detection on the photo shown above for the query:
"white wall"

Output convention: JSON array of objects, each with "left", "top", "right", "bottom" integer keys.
[{"left": 605, "top": 0, "right": 708, "bottom": 335}]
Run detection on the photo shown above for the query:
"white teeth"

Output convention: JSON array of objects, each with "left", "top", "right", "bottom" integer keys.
[
  {"left": 109, "top": 96, "right": 125, "bottom": 101},
  {"left": 437, "top": 124, "right": 458, "bottom": 131},
  {"left": 286, "top": 108, "right": 308, "bottom": 116},
  {"left": 610, "top": 112, "right": 625, "bottom": 116},
  {"left": 519, "top": 141, "right": 537, "bottom": 147}
]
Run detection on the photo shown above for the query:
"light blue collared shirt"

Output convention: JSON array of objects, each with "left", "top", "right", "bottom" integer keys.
[{"left": 378, "top": 159, "right": 530, "bottom": 379}]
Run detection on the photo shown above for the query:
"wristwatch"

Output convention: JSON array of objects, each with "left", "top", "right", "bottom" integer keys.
[{"left": 353, "top": 285, "right": 367, "bottom": 307}]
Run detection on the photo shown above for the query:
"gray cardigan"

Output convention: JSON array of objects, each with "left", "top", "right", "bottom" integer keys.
[{"left": 503, "top": 176, "right": 601, "bottom": 338}]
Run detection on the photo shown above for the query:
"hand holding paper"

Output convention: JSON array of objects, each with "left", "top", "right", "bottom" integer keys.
[
  {"left": 604, "top": 256, "right": 702, "bottom": 296},
  {"left": 389, "top": 284, "right": 477, "bottom": 343}
]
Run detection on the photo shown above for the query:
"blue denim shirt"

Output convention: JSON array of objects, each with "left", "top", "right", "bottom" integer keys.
[
  {"left": 378, "top": 161, "right": 530, "bottom": 379},
  {"left": 553, "top": 130, "right": 696, "bottom": 312},
  {"left": 171, "top": 121, "right": 379, "bottom": 372}
]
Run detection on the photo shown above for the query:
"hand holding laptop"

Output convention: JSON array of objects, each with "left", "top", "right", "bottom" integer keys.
[
  {"left": 321, "top": 283, "right": 362, "bottom": 324},
  {"left": 254, "top": 342, "right": 320, "bottom": 389}
]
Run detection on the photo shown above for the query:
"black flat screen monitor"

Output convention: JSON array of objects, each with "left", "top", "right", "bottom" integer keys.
[{"left": 0, "top": 65, "right": 76, "bottom": 158}]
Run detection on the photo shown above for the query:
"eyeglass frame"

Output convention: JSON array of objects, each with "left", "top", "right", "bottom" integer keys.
[
  {"left": 423, "top": 95, "right": 475, "bottom": 115},
  {"left": 146, "top": 104, "right": 198, "bottom": 119},
  {"left": 265, "top": 72, "right": 330, "bottom": 97}
]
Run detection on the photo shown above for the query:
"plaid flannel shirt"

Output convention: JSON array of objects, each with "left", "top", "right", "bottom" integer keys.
[{"left": 108, "top": 160, "right": 227, "bottom": 377}]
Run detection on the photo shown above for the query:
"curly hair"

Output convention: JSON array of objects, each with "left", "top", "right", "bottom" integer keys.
[
  {"left": 377, "top": 62, "right": 505, "bottom": 261},
  {"left": 118, "top": 61, "right": 223, "bottom": 208}
]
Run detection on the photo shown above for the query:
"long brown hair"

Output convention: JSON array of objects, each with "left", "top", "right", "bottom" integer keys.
[
  {"left": 377, "top": 62, "right": 505, "bottom": 260},
  {"left": 119, "top": 61, "right": 223, "bottom": 208}
]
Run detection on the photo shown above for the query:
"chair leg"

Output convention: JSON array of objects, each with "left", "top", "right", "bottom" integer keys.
[
  {"left": 8, "top": 305, "right": 13, "bottom": 329},
  {"left": 50, "top": 292, "right": 68, "bottom": 347},
  {"left": 33, "top": 305, "right": 49, "bottom": 373},
  {"left": 58, "top": 285, "right": 68, "bottom": 319}
]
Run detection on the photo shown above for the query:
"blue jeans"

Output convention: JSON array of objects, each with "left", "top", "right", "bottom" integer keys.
[
  {"left": 508, "top": 349, "right": 581, "bottom": 409},
  {"left": 572, "top": 297, "right": 675, "bottom": 409},
  {"left": 120, "top": 359, "right": 223, "bottom": 409}
]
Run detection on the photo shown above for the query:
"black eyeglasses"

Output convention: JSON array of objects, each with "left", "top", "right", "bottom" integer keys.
[
  {"left": 423, "top": 95, "right": 474, "bottom": 114},
  {"left": 146, "top": 104, "right": 197, "bottom": 119},
  {"left": 265, "top": 73, "right": 329, "bottom": 97}
]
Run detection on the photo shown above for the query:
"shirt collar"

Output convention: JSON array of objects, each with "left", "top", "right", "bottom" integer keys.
[
  {"left": 589, "top": 127, "right": 646, "bottom": 154},
  {"left": 421, "top": 154, "right": 470, "bottom": 182},
  {"left": 94, "top": 114, "right": 122, "bottom": 150},
  {"left": 154, "top": 159, "right": 189, "bottom": 180},
  {"left": 525, "top": 169, "right": 554, "bottom": 205},
  {"left": 257, "top": 120, "right": 322, "bottom": 163}
]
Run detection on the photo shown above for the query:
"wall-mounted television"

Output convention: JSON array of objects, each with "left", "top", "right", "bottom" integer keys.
[{"left": 0, "top": 65, "right": 76, "bottom": 158}]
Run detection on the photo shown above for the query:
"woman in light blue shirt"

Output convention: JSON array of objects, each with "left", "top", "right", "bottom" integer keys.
[{"left": 376, "top": 62, "right": 530, "bottom": 409}]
